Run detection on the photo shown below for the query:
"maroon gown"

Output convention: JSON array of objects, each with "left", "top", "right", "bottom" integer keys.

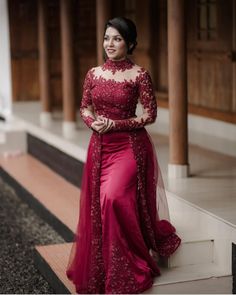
[{"left": 66, "top": 58, "right": 181, "bottom": 294}]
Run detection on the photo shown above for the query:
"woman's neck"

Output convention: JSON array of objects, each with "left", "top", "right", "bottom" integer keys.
[{"left": 102, "top": 57, "right": 134, "bottom": 74}]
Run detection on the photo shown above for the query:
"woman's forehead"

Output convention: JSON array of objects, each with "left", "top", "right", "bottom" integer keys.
[{"left": 105, "top": 26, "right": 121, "bottom": 37}]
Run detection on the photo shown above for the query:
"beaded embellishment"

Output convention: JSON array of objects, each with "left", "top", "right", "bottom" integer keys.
[{"left": 101, "top": 58, "right": 134, "bottom": 74}]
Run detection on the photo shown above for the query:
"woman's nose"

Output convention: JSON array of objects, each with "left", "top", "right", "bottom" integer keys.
[{"left": 108, "top": 38, "right": 114, "bottom": 46}]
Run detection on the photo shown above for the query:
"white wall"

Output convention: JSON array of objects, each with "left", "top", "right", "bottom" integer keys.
[{"left": 0, "top": 0, "right": 12, "bottom": 120}]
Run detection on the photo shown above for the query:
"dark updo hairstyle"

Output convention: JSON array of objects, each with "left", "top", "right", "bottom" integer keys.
[{"left": 104, "top": 17, "right": 137, "bottom": 55}]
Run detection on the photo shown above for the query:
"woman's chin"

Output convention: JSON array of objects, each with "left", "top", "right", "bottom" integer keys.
[
  {"left": 107, "top": 54, "right": 118, "bottom": 59},
  {"left": 107, "top": 55, "right": 125, "bottom": 61}
]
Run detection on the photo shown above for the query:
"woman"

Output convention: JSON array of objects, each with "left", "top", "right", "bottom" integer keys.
[{"left": 66, "top": 16, "right": 181, "bottom": 294}]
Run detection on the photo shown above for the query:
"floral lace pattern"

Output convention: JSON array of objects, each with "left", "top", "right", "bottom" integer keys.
[
  {"left": 80, "top": 70, "right": 96, "bottom": 128},
  {"left": 112, "top": 70, "right": 157, "bottom": 131},
  {"left": 86, "top": 133, "right": 105, "bottom": 293},
  {"left": 129, "top": 129, "right": 158, "bottom": 250},
  {"left": 80, "top": 58, "right": 157, "bottom": 131},
  {"left": 107, "top": 243, "right": 140, "bottom": 293},
  {"left": 106, "top": 242, "right": 153, "bottom": 294}
]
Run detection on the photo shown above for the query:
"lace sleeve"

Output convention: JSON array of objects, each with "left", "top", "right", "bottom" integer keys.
[
  {"left": 112, "top": 70, "right": 157, "bottom": 131},
  {"left": 80, "top": 69, "right": 96, "bottom": 128}
]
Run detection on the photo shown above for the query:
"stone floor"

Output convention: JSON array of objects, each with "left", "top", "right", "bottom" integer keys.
[{"left": 0, "top": 176, "right": 65, "bottom": 294}]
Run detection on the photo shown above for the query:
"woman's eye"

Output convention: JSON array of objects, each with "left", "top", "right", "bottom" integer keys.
[{"left": 103, "top": 36, "right": 122, "bottom": 42}]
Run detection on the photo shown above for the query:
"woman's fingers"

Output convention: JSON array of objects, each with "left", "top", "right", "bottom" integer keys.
[
  {"left": 91, "top": 121, "right": 105, "bottom": 132},
  {"left": 101, "top": 119, "right": 114, "bottom": 133},
  {"left": 91, "top": 117, "right": 114, "bottom": 133},
  {"left": 97, "top": 115, "right": 105, "bottom": 122}
]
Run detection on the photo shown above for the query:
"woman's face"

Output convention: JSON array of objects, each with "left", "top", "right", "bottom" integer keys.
[{"left": 103, "top": 26, "right": 128, "bottom": 60}]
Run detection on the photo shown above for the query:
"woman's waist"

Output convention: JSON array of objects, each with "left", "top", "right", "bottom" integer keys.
[
  {"left": 95, "top": 111, "right": 136, "bottom": 121},
  {"left": 100, "top": 131, "right": 130, "bottom": 144},
  {"left": 92, "top": 128, "right": 148, "bottom": 144}
]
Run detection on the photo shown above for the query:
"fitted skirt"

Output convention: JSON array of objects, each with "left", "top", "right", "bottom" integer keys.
[{"left": 66, "top": 128, "right": 181, "bottom": 294}]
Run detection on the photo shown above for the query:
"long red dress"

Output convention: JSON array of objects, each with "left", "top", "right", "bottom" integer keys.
[{"left": 66, "top": 58, "right": 181, "bottom": 294}]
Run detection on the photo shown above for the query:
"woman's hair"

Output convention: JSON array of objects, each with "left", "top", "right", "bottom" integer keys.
[{"left": 104, "top": 17, "right": 137, "bottom": 54}]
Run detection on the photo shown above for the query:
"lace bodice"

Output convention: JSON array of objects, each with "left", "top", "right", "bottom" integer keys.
[{"left": 80, "top": 58, "right": 157, "bottom": 131}]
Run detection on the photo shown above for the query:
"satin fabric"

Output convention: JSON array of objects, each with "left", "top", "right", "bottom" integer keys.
[
  {"left": 100, "top": 131, "right": 159, "bottom": 293},
  {"left": 66, "top": 129, "right": 181, "bottom": 294}
]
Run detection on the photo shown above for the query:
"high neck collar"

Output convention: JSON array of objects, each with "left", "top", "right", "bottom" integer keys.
[{"left": 102, "top": 58, "right": 134, "bottom": 74}]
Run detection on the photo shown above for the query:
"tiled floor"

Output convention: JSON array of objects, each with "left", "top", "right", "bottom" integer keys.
[
  {"left": 9, "top": 101, "right": 236, "bottom": 228},
  {"left": 36, "top": 243, "right": 76, "bottom": 293}
]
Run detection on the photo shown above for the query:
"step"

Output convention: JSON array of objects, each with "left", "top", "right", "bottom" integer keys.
[
  {"left": 0, "top": 119, "right": 25, "bottom": 133},
  {"left": 35, "top": 243, "right": 232, "bottom": 294},
  {"left": 153, "top": 231, "right": 215, "bottom": 268},
  {"left": 0, "top": 134, "right": 5, "bottom": 144},
  {"left": 35, "top": 243, "right": 75, "bottom": 294},
  {"left": 147, "top": 276, "right": 232, "bottom": 294},
  {"left": 0, "top": 131, "right": 6, "bottom": 143},
  {"left": 0, "top": 153, "right": 80, "bottom": 241},
  {"left": 0, "top": 120, "right": 26, "bottom": 151},
  {"left": 168, "top": 191, "right": 233, "bottom": 274},
  {"left": 0, "top": 152, "right": 232, "bottom": 291},
  {"left": 0, "top": 153, "right": 219, "bottom": 269},
  {"left": 0, "top": 129, "right": 26, "bottom": 153},
  {"left": 0, "top": 130, "right": 26, "bottom": 153},
  {"left": 3, "top": 110, "right": 234, "bottom": 291},
  {"left": 169, "top": 237, "right": 214, "bottom": 268}
]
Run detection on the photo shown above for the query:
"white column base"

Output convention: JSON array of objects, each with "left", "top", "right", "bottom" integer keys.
[
  {"left": 168, "top": 163, "right": 189, "bottom": 178},
  {"left": 40, "top": 112, "right": 52, "bottom": 128},
  {"left": 62, "top": 121, "right": 77, "bottom": 139}
]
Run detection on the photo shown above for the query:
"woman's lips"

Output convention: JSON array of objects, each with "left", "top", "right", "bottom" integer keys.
[{"left": 107, "top": 49, "right": 116, "bottom": 53}]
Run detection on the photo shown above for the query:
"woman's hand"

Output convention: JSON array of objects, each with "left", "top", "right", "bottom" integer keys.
[
  {"left": 91, "top": 120, "right": 106, "bottom": 133},
  {"left": 91, "top": 116, "right": 114, "bottom": 134}
]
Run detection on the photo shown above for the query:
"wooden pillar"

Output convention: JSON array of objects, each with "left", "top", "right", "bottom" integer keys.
[
  {"left": 167, "top": 0, "right": 189, "bottom": 178},
  {"left": 135, "top": 1, "right": 152, "bottom": 71},
  {"left": 38, "top": 0, "right": 52, "bottom": 128},
  {"left": 96, "top": 0, "right": 111, "bottom": 65},
  {"left": 60, "top": 0, "right": 76, "bottom": 138}
]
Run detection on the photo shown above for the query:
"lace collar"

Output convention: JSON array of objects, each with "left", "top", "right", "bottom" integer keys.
[{"left": 102, "top": 58, "right": 134, "bottom": 74}]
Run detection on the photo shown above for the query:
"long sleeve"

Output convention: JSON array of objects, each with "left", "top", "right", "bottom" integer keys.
[
  {"left": 80, "top": 69, "right": 96, "bottom": 128},
  {"left": 112, "top": 70, "right": 157, "bottom": 131}
]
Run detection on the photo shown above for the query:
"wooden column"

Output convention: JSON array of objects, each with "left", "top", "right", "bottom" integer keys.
[
  {"left": 96, "top": 0, "right": 111, "bottom": 65},
  {"left": 135, "top": 1, "right": 152, "bottom": 71},
  {"left": 167, "top": 0, "right": 189, "bottom": 178},
  {"left": 38, "top": 0, "right": 52, "bottom": 128},
  {"left": 60, "top": 0, "right": 76, "bottom": 138}
]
